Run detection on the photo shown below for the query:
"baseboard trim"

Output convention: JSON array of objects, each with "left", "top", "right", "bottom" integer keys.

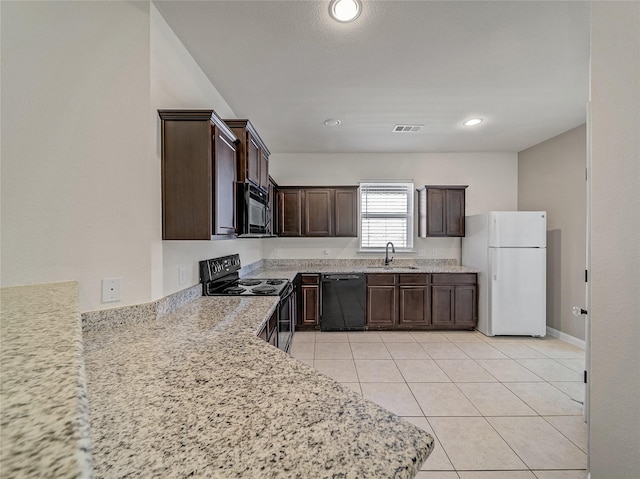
[{"left": 546, "top": 326, "right": 586, "bottom": 349}]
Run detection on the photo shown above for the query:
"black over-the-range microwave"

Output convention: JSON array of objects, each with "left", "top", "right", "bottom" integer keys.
[{"left": 236, "top": 183, "right": 273, "bottom": 237}]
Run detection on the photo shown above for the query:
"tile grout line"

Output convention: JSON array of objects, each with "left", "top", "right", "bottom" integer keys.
[{"left": 306, "top": 331, "right": 587, "bottom": 475}]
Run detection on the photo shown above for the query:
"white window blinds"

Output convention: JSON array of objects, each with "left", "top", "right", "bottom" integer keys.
[{"left": 360, "top": 182, "right": 414, "bottom": 249}]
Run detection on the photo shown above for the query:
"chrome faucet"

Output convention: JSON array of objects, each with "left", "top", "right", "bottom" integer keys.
[{"left": 384, "top": 242, "right": 395, "bottom": 266}]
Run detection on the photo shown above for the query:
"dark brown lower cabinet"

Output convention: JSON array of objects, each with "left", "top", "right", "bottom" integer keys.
[
  {"left": 431, "top": 274, "right": 477, "bottom": 329},
  {"left": 453, "top": 284, "right": 477, "bottom": 328},
  {"left": 399, "top": 287, "right": 429, "bottom": 325},
  {"left": 431, "top": 286, "right": 455, "bottom": 326},
  {"left": 297, "top": 274, "right": 320, "bottom": 329},
  {"left": 398, "top": 274, "right": 430, "bottom": 326},
  {"left": 366, "top": 272, "right": 477, "bottom": 330},
  {"left": 366, "top": 274, "right": 397, "bottom": 326}
]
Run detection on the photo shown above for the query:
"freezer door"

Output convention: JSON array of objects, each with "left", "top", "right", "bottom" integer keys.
[
  {"left": 489, "top": 247, "right": 546, "bottom": 336},
  {"left": 489, "top": 211, "right": 547, "bottom": 248}
]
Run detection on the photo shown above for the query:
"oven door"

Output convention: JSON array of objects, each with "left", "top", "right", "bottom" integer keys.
[{"left": 277, "top": 283, "right": 295, "bottom": 353}]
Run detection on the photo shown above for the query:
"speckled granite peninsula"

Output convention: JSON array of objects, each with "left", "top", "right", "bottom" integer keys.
[
  {"left": 84, "top": 295, "right": 434, "bottom": 478},
  {"left": 0, "top": 282, "right": 92, "bottom": 478}
]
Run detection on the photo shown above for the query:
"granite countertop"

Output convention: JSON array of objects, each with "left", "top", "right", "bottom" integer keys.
[
  {"left": 0, "top": 282, "right": 92, "bottom": 478},
  {"left": 244, "top": 260, "right": 479, "bottom": 282},
  {"left": 84, "top": 296, "right": 434, "bottom": 478}
]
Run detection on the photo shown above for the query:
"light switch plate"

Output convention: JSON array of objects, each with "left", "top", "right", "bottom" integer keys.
[{"left": 102, "top": 277, "right": 122, "bottom": 302}]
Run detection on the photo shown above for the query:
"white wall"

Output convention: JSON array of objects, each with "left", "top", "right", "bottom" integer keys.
[
  {"left": 150, "top": 5, "right": 263, "bottom": 298},
  {"left": 0, "top": 2, "right": 265, "bottom": 312},
  {"left": 588, "top": 2, "right": 640, "bottom": 477},
  {"left": 518, "top": 125, "right": 587, "bottom": 341},
  {"left": 267, "top": 152, "right": 518, "bottom": 261},
  {"left": 1, "top": 1, "right": 153, "bottom": 312}
]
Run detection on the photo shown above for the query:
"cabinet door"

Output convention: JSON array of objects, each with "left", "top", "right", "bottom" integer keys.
[
  {"left": 247, "top": 136, "right": 260, "bottom": 186},
  {"left": 301, "top": 285, "right": 320, "bottom": 327},
  {"left": 446, "top": 188, "right": 466, "bottom": 236},
  {"left": 417, "top": 186, "right": 467, "bottom": 238},
  {"left": 214, "top": 130, "right": 237, "bottom": 235},
  {"left": 367, "top": 286, "right": 397, "bottom": 326},
  {"left": 304, "top": 189, "right": 333, "bottom": 236},
  {"left": 161, "top": 119, "right": 212, "bottom": 240},
  {"left": 454, "top": 285, "right": 477, "bottom": 327},
  {"left": 259, "top": 151, "right": 269, "bottom": 191},
  {"left": 399, "top": 286, "right": 429, "bottom": 325},
  {"left": 366, "top": 276, "right": 397, "bottom": 326},
  {"left": 431, "top": 285, "right": 454, "bottom": 326},
  {"left": 426, "top": 188, "right": 446, "bottom": 236},
  {"left": 334, "top": 188, "right": 358, "bottom": 237},
  {"left": 278, "top": 189, "right": 302, "bottom": 236}
]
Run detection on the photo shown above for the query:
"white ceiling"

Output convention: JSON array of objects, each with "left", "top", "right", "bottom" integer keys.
[{"left": 154, "top": 0, "right": 590, "bottom": 154}]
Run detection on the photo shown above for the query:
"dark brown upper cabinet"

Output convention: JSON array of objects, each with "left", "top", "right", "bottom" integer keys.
[
  {"left": 334, "top": 188, "right": 358, "bottom": 237},
  {"left": 224, "top": 119, "right": 270, "bottom": 192},
  {"left": 278, "top": 188, "right": 303, "bottom": 237},
  {"left": 158, "top": 109, "right": 238, "bottom": 240},
  {"left": 276, "top": 186, "right": 358, "bottom": 237},
  {"left": 305, "top": 189, "right": 333, "bottom": 236},
  {"left": 417, "top": 185, "right": 468, "bottom": 237}
]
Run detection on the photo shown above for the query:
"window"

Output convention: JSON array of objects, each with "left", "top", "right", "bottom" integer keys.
[{"left": 359, "top": 181, "right": 414, "bottom": 250}]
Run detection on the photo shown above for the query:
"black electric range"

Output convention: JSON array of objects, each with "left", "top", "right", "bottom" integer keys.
[
  {"left": 199, "top": 254, "right": 291, "bottom": 297},
  {"left": 199, "top": 254, "right": 295, "bottom": 352}
]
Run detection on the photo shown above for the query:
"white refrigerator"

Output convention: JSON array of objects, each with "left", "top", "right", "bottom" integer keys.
[{"left": 461, "top": 211, "right": 547, "bottom": 337}]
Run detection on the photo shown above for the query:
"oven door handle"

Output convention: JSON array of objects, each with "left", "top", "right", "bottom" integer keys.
[{"left": 279, "top": 282, "right": 294, "bottom": 301}]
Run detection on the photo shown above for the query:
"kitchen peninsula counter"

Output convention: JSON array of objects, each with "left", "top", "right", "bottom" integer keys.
[
  {"left": 84, "top": 295, "right": 434, "bottom": 478},
  {"left": 0, "top": 282, "right": 92, "bottom": 478}
]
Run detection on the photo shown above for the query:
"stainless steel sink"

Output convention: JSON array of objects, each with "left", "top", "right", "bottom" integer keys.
[{"left": 365, "top": 266, "right": 419, "bottom": 271}]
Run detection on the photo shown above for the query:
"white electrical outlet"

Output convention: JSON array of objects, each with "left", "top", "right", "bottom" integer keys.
[
  {"left": 179, "top": 266, "right": 187, "bottom": 285},
  {"left": 432, "top": 249, "right": 438, "bottom": 257},
  {"left": 418, "top": 249, "right": 426, "bottom": 257},
  {"left": 102, "top": 278, "right": 122, "bottom": 303},
  {"left": 323, "top": 249, "right": 330, "bottom": 256}
]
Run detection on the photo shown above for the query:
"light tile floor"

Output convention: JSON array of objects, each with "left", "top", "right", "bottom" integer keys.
[{"left": 290, "top": 330, "right": 587, "bottom": 479}]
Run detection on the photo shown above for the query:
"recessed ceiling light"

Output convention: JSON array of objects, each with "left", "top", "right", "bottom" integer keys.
[
  {"left": 329, "top": 0, "right": 362, "bottom": 23},
  {"left": 324, "top": 119, "right": 341, "bottom": 126},
  {"left": 463, "top": 118, "right": 483, "bottom": 126}
]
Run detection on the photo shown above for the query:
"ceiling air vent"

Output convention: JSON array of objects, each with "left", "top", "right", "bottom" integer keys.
[{"left": 393, "top": 124, "right": 423, "bottom": 133}]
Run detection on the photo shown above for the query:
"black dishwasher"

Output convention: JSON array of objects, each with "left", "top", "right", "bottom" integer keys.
[{"left": 321, "top": 273, "right": 366, "bottom": 331}]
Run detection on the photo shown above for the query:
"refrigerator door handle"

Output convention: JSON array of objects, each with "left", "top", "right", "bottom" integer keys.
[{"left": 492, "top": 249, "right": 499, "bottom": 281}]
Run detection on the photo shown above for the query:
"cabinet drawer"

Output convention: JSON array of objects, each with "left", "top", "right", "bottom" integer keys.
[
  {"left": 431, "top": 273, "right": 477, "bottom": 285},
  {"left": 367, "top": 274, "right": 396, "bottom": 286},
  {"left": 301, "top": 274, "right": 320, "bottom": 285},
  {"left": 398, "top": 273, "right": 429, "bottom": 285}
]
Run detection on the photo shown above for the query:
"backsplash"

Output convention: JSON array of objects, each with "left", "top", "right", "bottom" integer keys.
[
  {"left": 82, "top": 284, "right": 202, "bottom": 333},
  {"left": 263, "top": 258, "right": 457, "bottom": 268}
]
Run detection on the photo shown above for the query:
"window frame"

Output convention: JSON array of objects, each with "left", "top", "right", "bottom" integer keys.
[{"left": 358, "top": 181, "right": 415, "bottom": 252}]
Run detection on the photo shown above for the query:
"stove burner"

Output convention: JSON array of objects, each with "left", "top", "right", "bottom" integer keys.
[
  {"left": 252, "top": 285, "right": 277, "bottom": 295},
  {"left": 237, "top": 279, "right": 262, "bottom": 287},
  {"left": 266, "top": 279, "right": 284, "bottom": 285},
  {"left": 223, "top": 286, "right": 245, "bottom": 295}
]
